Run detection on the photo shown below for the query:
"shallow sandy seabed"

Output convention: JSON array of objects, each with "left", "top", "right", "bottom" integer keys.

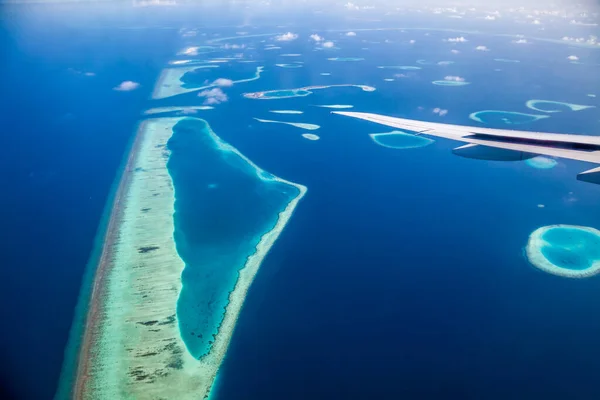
[
  {"left": 302, "top": 133, "right": 320, "bottom": 140},
  {"left": 71, "top": 117, "right": 306, "bottom": 399}
]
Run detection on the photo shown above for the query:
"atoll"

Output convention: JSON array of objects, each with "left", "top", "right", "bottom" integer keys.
[{"left": 526, "top": 225, "right": 600, "bottom": 278}]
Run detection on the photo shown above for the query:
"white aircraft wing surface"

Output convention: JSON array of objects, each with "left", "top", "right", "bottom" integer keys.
[{"left": 333, "top": 111, "right": 600, "bottom": 184}]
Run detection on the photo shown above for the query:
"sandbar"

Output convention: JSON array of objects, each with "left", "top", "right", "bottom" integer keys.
[
  {"left": 254, "top": 118, "right": 320, "bottom": 130},
  {"left": 302, "top": 133, "right": 320, "bottom": 140}
]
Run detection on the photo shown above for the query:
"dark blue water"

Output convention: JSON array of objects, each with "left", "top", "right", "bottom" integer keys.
[
  {"left": 0, "top": 6, "right": 175, "bottom": 399},
  {"left": 2, "top": 4, "right": 600, "bottom": 399}
]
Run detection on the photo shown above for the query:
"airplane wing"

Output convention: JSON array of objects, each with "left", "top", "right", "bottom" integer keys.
[{"left": 333, "top": 111, "right": 600, "bottom": 185}]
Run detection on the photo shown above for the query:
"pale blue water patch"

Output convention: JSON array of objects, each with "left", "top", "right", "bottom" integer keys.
[
  {"left": 327, "top": 57, "right": 364, "bottom": 61},
  {"left": 269, "top": 110, "right": 304, "bottom": 114},
  {"left": 275, "top": 63, "right": 303, "bottom": 68},
  {"left": 540, "top": 227, "right": 600, "bottom": 271},
  {"left": 370, "top": 131, "right": 434, "bottom": 149},
  {"left": 377, "top": 66, "right": 421, "bottom": 70},
  {"left": 432, "top": 80, "right": 470, "bottom": 86},
  {"left": 525, "top": 156, "right": 558, "bottom": 169},
  {"left": 469, "top": 110, "right": 549, "bottom": 125},
  {"left": 167, "top": 118, "right": 302, "bottom": 359},
  {"left": 494, "top": 58, "right": 520, "bottom": 63},
  {"left": 437, "top": 61, "right": 454, "bottom": 65},
  {"left": 254, "top": 118, "right": 320, "bottom": 130},
  {"left": 525, "top": 100, "right": 595, "bottom": 113},
  {"left": 416, "top": 59, "right": 433, "bottom": 65},
  {"left": 314, "top": 105, "right": 354, "bottom": 109}
]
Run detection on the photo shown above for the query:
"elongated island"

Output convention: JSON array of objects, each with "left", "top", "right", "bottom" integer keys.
[{"left": 59, "top": 116, "right": 306, "bottom": 399}]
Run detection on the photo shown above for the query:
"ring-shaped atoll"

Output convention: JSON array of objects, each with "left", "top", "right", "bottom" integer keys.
[
  {"left": 526, "top": 225, "right": 600, "bottom": 278},
  {"left": 378, "top": 65, "right": 422, "bottom": 70},
  {"left": 432, "top": 80, "right": 470, "bottom": 86},
  {"left": 243, "top": 84, "right": 375, "bottom": 100},
  {"left": 327, "top": 57, "right": 364, "bottom": 61},
  {"left": 525, "top": 156, "right": 558, "bottom": 169},
  {"left": 370, "top": 131, "right": 434, "bottom": 149},
  {"left": 469, "top": 110, "right": 549, "bottom": 125},
  {"left": 525, "top": 100, "right": 596, "bottom": 113},
  {"left": 275, "top": 63, "right": 303, "bottom": 68}
]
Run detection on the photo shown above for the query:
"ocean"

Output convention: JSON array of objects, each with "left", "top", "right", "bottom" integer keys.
[{"left": 1, "top": 3, "right": 599, "bottom": 399}]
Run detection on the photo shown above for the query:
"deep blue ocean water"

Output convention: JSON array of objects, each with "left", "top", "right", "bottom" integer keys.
[{"left": 1, "top": 4, "right": 599, "bottom": 399}]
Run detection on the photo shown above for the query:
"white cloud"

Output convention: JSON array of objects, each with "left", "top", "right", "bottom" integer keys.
[
  {"left": 179, "top": 46, "right": 199, "bottom": 56},
  {"left": 409, "top": 39, "right": 416, "bottom": 44},
  {"left": 532, "top": 19, "right": 541, "bottom": 25},
  {"left": 310, "top": 34, "right": 324, "bottom": 42},
  {"left": 433, "top": 108, "right": 448, "bottom": 116},
  {"left": 567, "top": 55, "right": 579, "bottom": 61},
  {"left": 444, "top": 76, "right": 464, "bottom": 82},
  {"left": 212, "top": 78, "right": 234, "bottom": 87},
  {"left": 475, "top": 45, "right": 489, "bottom": 51},
  {"left": 84, "top": 72, "right": 96, "bottom": 77},
  {"left": 345, "top": 2, "right": 359, "bottom": 10},
  {"left": 512, "top": 39, "right": 528, "bottom": 44},
  {"left": 113, "top": 81, "right": 140, "bottom": 91},
  {"left": 346, "top": 31, "right": 357, "bottom": 36},
  {"left": 275, "top": 32, "right": 298, "bottom": 42},
  {"left": 322, "top": 41, "right": 335, "bottom": 48},
  {"left": 484, "top": 15, "right": 496, "bottom": 20},
  {"left": 198, "top": 88, "right": 228, "bottom": 105},
  {"left": 446, "top": 36, "right": 468, "bottom": 43},
  {"left": 450, "top": 49, "right": 460, "bottom": 54}
]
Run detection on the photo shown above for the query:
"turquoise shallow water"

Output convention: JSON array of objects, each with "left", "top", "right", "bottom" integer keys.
[
  {"left": 167, "top": 118, "right": 300, "bottom": 359},
  {"left": 540, "top": 227, "right": 600, "bottom": 270}
]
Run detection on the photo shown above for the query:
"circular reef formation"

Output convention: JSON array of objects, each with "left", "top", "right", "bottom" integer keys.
[
  {"left": 525, "top": 156, "right": 558, "bottom": 169},
  {"left": 370, "top": 131, "right": 434, "bottom": 149},
  {"left": 526, "top": 225, "right": 600, "bottom": 278}
]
